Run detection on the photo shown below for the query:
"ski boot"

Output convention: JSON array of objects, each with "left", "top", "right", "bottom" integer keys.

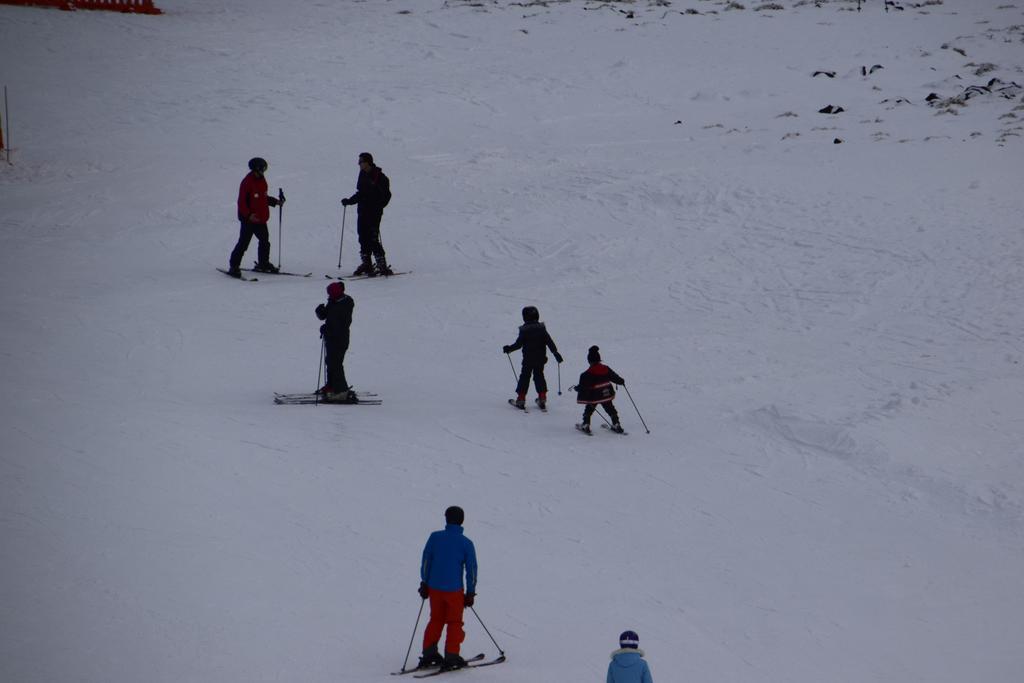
[
  {"left": 579, "top": 422, "right": 592, "bottom": 434},
  {"left": 441, "top": 653, "right": 468, "bottom": 671},
  {"left": 535, "top": 397, "right": 546, "bottom": 411},
  {"left": 253, "top": 261, "right": 279, "bottom": 274},
  {"left": 513, "top": 397, "right": 526, "bottom": 410},
  {"left": 226, "top": 267, "right": 242, "bottom": 279},
  {"left": 417, "top": 645, "right": 444, "bottom": 670},
  {"left": 326, "top": 389, "right": 358, "bottom": 404},
  {"left": 352, "top": 254, "right": 375, "bottom": 277},
  {"left": 610, "top": 423, "right": 625, "bottom": 434},
  {"left": 375, "top": 256, "right": 394, "bottom": 276}
]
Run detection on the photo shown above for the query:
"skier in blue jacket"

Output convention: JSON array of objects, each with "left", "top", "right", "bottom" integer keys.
[
  {"left": 607, "top": 630, "right": 653, "bottom": 683},
  {"left": 417, "top": 506, "right": 478, "bottom": 671}
]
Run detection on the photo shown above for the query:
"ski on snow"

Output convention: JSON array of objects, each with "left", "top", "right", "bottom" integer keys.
[
  {"left": 243, "top": 263, "right": 313, "bottom": 277},
  {"left": 391, "top": 654, "right": 485, "bottom": 676},
  {"left": 325, "top": 271, "right": 411, "bottom": 281},
  {"left": 412, "top": 655, "right": 506, "bottom": 678},
  {"left": 575, "top": 423, "right": 626, "bottom": 435},
  {"left": 216, "top": 267, "right": 256, "bottom": 281},
  {"left": 274, "top": 393, "right": 381, "bottom": 405},
  {"left": 601, "top": 423, "right": 628, "bottom": 435}
]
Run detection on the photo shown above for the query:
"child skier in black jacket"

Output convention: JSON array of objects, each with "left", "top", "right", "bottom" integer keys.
[
  {"left": 315, "top": 281, "right": 356, "bottom": 403},
  {"left": 502, "top": 306, "right": 562, "bottom": 410},
  {"left": 575, "top": 345, "right": 625, "bottom": 434}
]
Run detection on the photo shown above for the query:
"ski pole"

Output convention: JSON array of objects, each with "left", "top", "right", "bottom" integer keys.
[
  {"left": 276, "top": 188, "right": 285, "bottom": 269},
  {"left": 397, "top": 598, "right": 427, "bottom": 673},
  {"left": 594, "top": 405, "right": 613, "bottom": 428},
  {"left": 506, "top": 352, "right": 518, "bottom": 383},
  {"left": 557, "top": 362, "right": 562, "bottom": 395},
  {"left": 337, "top": 205, "right": 347, "bottom": 269},
  {"left": 622, "top": 384, "right": 650, "bottom": 433},
  {"left": 3, "top": 86, "right": 9, "bottom": 165},
  {"left": 469, "top": 606, "right": 506, "bottom": 657},
  {"left": 315, "top": 336, "right": 325, "bottom": 407}
]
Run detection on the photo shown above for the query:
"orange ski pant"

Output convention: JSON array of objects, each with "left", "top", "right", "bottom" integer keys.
[{"left": 423, "top": 589, "right": 465, "bottom": 655}]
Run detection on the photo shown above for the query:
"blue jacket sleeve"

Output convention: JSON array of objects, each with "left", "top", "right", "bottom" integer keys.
[
  {"left": 642, "top": 660, "right": 653, "bottom": 683},
  {"left": 606, "top": 661, "right": 614, "bottom": 683},
  {"left": 465, "top": 539, "right": 478, "bottom": 594}
]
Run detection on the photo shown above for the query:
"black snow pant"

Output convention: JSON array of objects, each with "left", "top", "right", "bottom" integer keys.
[
  {"left": 324, "top": 337, "right": 349, "bottom": 393},
  {"left": 229, "top": 220, "right": 271, "bottom": 270},
  {"left": 516, "top": 358, "right": 548, "bottom": 397},
  {"left": 582, "top": 400, "right": 619, "bottom": 426},
  {"left": 357, "top": 211, "right": 386, "bottom": 261}
]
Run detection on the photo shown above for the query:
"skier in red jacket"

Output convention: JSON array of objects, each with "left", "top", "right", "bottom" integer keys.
[{"left": 227, "top": 157, "right": 284, "bottom": 277}]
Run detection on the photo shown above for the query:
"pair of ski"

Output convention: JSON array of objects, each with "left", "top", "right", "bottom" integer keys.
[
  {"left": 392, "top": 653, "right": 507, "bottom": 678},
  {"left": 575, "top": 423, "right": 628, "bottom": 436},
  {"left": 325, "top": 270, "right": 411, "bottom": 282},
  {"left": 273, "top": 391, "right": 381, "bottom": 406},
  {"left": 507, "top": 398, "right": 546, "bottom": 413}
]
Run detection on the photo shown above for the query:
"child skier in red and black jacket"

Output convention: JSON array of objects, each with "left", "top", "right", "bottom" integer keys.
[{"left": 575, "top": 345, "right": 625, "bottom": 434}]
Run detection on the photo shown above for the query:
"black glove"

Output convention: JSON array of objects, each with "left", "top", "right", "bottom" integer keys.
[
  {"left": 418, "top": 582, "right": 429, "bottom": 599},
  {"left": 553, "top": 352, "right": 563, "bottom": 363},
  {"left": 278, "top": 192, "right": 286, "bottom": 205},
  {"left": 341, "top": 198, "right": 353, "bottom": 206},
  {"left": 502, "top": 345, "right": 512, "bottom": 354},
  {"left": 319, "top": 324, "right": 326, "bottom": 337},
  {"left": 315, "top": 303, "right": 327, "bottom": 320},
  {"left": 267, "top": 196, "right": 279, "bottom": 208},
  {"left": 464, "top": 592, "right": 475, "bottom": 607},
  {"left": 616, "top": 378, "right": 625, "bottom": 386}
]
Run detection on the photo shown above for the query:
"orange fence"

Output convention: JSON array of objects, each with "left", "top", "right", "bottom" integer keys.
[{"left": 0, "top": 0, "right": 162, "bottom": 13}]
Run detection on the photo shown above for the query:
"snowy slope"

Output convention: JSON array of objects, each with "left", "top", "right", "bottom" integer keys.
[{"left": 1, "top": 1, "right": 1023, "bottom": 682}]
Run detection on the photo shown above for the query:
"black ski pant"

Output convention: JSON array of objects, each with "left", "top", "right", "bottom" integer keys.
[
  {"left": 229, "top": 220, "right": 271, "bottom": 270},
  {"left": 325, "top": 338, "right": 349, "bottom": 392},
  {"left": 516, "top": 358, "right": 548, "bottom": 397},
  {"left": 357, "top": 211, "right": 386, "bottom": 260},
  {"left": 582, "top": 400, "right": 619, "bottom": 425}
]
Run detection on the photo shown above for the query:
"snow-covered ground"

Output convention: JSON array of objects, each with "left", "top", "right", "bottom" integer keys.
[{"left": 2, "top": 1, "right": 1023, "bottom": 681}]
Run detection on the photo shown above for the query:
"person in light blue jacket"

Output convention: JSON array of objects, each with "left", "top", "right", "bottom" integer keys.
[{"left": 607, "top": 630, "right": 654, "bottom": 683}]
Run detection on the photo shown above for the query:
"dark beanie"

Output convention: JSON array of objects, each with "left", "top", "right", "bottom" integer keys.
[
  {"left": 359, "top": 152, "right": 374, "bottom": 164},
  {"left": 587, "top": 345, "right": 601, "bottom": 363},
  {"left": 445, "top": 505, "right": 465, "bottom": 525}
]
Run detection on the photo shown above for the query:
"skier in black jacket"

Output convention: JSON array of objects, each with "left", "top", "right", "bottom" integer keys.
[
  {"left": 502, "top": 306, "right": 562, "bottom": 410},
  {"left": 575, "top": 345, "right": 625, "bottom": 434},
  {"left": 341, "top": 152, "right": 393, "bottom": 277},
  {"left": 315, "top": 281, "right": 357, "bottom": 403}
]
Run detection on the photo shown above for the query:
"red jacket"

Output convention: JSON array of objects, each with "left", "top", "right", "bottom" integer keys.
[
  {"left": 576, "top": 363, "right": 624, "bottom": 405},
  {"left": 238, "top": 171, "right": 270, "bottom": 223}
]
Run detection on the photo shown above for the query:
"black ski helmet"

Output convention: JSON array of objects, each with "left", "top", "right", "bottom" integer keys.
[
  {"left": 248, "top": 157, "right": 268, "bottom": 172},
  {"left": 522, "top": 306, "right": 539, "bottom": 322}
]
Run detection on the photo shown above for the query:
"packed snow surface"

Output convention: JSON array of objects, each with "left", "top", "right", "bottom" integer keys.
[{"left": 1, "top": 1, "right": 1023, "bottom": 681}]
